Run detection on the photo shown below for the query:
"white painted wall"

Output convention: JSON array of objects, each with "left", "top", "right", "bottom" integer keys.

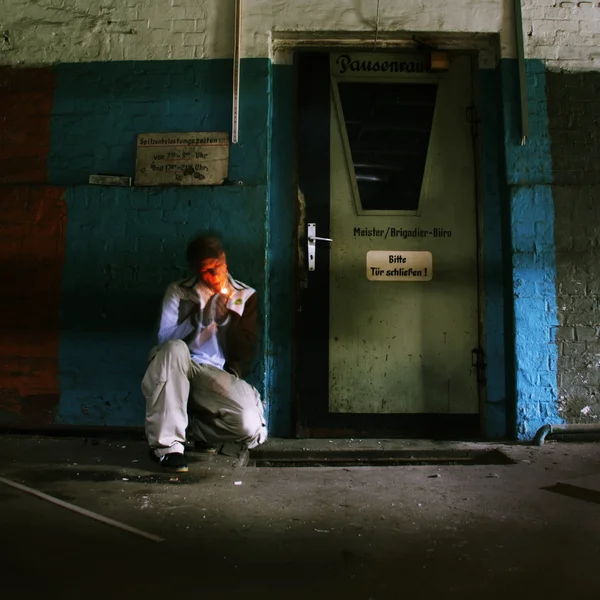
[
  {"left": 250, "top": 0, "right": 514, "bottom": 64},
  {"left": 0, "top": 0, "right": 234, "bottom": 63},
  {"left": 0, "top": 0, "right": 598, "bottom": 70},
  {"left": 522, "top": 0, "right": 600, "bottom": 70}
]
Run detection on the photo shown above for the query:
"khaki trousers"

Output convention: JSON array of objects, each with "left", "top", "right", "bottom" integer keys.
[{"left": 142, "top": 339, "right": 267, "bottom": 458}]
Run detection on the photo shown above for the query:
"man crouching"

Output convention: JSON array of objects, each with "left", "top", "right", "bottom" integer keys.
[{"left": 142, "top": 234, "right": 267, "bottom": 472}]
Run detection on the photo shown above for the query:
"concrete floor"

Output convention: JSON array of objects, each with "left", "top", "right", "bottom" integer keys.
[{"left": 1, "top": 435, "right": 600, "bottom": 599}]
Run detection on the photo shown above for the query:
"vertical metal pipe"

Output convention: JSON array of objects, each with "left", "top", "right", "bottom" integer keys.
[
  {"left": 374, "top": 0, "right": 381, "bottom": 46},
  {"left": 514, "top": 0, "right": 529, "bottom": 145},
  {"left": 232, "top": 0, "right": 242, "bottom": 144}
]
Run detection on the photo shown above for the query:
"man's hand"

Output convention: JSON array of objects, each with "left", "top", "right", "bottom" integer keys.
[{"left": 210, "top": 291, "right": 230, "bottom": 325}]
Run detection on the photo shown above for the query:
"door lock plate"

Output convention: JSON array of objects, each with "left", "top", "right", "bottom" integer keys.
[
  {"left": 307, "top": 223, "right": 332, "bottom": 271},
  {"left": 308, "top": 223, "right": 316, "bottom": 271}
]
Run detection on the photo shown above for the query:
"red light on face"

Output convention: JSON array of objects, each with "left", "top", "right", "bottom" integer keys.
[{"left": 198, "top": 254, "right": 228, "bottom": 292}]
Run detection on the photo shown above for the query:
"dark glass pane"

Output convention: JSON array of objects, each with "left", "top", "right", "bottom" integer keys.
[{"left": 337, "top": 82, "right": 437, "bottom": 211}]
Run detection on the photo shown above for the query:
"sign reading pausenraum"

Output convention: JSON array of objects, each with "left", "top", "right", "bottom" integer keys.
[
  {"left": 367, "top": 251, "right": 433, "bottom": 281},
  {"left": 331, "top": 53, "right": 430, "bottom": 79},
  {"left": 135, "top": 132, "right": 229, "bottom": 186}
]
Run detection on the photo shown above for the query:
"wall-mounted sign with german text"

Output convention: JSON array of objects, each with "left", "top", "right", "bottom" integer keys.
[
  {"left": 331, "top": 53, "right": 431, "bottom": 79},
  {"left": 366, "top": 251, "right": 433, "bottom": 281},
  {"left": 135, "top": 132, "right": 229, "bottom": 186}
]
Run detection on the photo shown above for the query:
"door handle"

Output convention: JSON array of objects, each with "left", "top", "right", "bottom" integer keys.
[{"left": 307, "top": 223, "right": 332, "bottom": 271}]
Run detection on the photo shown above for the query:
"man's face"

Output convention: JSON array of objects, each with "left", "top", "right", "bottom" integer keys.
[{"left": 198, "top": 253, "right": 228, "bottom": 293}]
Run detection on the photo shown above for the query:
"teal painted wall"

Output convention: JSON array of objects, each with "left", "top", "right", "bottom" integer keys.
[
  {"left": 56, "top": 185, "right": 268, "bottom": 426},
  {"left": 266, "top": 63, "right": 295, "bottom": 436},
  {"left": 477, "top": 58, "right": 561, "bottom": 440},
  {"left": 499, "top": 59, "right": 561, "bottom": 439},
  {"left": 7, "top": 53, "right": 560, "bottom": 440},
  {"left": 49, "top": 59, "right": 278, "bottom": 427}
]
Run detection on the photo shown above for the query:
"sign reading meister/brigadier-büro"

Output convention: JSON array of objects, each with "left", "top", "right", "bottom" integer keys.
[{"left": 135, "top": 132, "right": 229, "bottom": 186}]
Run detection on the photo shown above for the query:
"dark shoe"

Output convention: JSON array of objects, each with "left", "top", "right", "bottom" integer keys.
[
  {"left": 194, "top": 440, "right": 219, "bottom": 454},
  {"left": 159, "top": 452, "right": 188, "bottom": 473}
]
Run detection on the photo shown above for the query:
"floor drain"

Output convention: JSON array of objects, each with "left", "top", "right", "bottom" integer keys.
[{"left": 248, "top": 449, "right": 515, "bottom": 468}]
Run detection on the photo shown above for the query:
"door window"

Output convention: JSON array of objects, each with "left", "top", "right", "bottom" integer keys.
[{"left": 335, "top": 82, "right": 438, "bottom": 215}]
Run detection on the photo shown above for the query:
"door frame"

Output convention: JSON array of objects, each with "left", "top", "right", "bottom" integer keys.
[{"left": 291, "top": 48, "right": 488, "bottom": 440}]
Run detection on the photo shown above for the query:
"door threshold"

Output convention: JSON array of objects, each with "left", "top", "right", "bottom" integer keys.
[
  {"left": 248, "top": 448, "right": 514, "bottom": 468},
  {"left": 248, "top": 439, "right": 515, "bottom": 468},
  {"left": 295, "top": 414, "right": 482, "bottom": 439}
]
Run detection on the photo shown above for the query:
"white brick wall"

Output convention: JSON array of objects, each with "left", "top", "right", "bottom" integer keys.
[
  {"left": 248, "top": 0, "right": 512, "bottom": 61},
  {"left": 0, "top": 0, "right": 511, "bottom": 64},
  {"left": 1, "top": 0, "right": 599, "bottom": 71},
  {"left": 0, "top": 0, "right": 228, "bottom": 63},
  {"left": 523, "top": 1, "right": 600, "bottom": 70}
]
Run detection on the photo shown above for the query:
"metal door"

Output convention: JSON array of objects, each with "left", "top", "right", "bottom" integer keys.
[{"left": 296, "top": 52, "right": 481, "bottom": 437}]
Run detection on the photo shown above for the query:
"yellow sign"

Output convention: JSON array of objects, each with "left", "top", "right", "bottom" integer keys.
[{"left": 366, "top": 251, "right": 432, "bottom": 281}]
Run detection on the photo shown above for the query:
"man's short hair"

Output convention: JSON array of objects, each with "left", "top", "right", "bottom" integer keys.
[{"left": 186, "top": 235, "right": 225, "bottom": 272}]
